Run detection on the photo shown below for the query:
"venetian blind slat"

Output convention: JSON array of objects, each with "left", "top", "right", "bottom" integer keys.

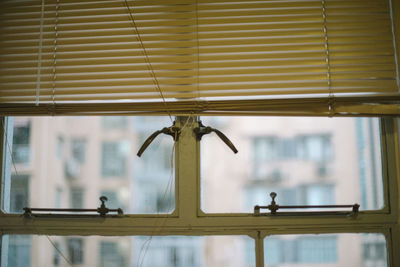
[{"left": 0, "top": 0, "right": 398, "bottom": 116}]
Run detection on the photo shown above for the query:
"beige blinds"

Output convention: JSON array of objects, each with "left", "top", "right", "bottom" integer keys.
[{"left": 0, "top": 0, "right": 399, "bottom": 116}]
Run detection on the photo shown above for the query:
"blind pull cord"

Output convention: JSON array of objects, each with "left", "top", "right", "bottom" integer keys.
[
  {"left": 23, "top": 196, "right": 123, "bottom": 217},
  {"left": 254, "top": 192, "right": 360, "bottom": 216},
  {"left": 194, "top": 120, "right": 238, "bottom": 154},
  {"left": 137, "top": 121, "right": 180, "bottom": 157}
]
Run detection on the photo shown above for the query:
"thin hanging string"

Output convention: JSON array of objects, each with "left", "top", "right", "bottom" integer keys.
[
  {"left": 194, "top": 0, "right": 201, "bottom": 101},
  {"left": 27, "top": 220, "right": 74, "bottom": 267},
  {"left": 138, "top": 116, "right": 195, "bottom": 267},
  {"left": 389, "top": 0, "right": 400, "bottom": 90},
  {"left": 42, "top": 1, "right": 74, "bottom": 264},
  {"left": 51, "top": 0, "right": 59, "bottom": 108},
  {"left": 321, "top": 0, "right": 334, "bottom": 115},
  {"left": 123, "top": 0, "right": 173, "bottom": 122},
  {"left": 137, "top": 116, "right": 195, "bottom": 267},
  {"left": 45, "top": 235, "right": 74, "bottom": 267},
  {"left": 0, "top": 119, "right": 18, "bottom": 176},
  {"left": 136, "top": 141, "right": 176, "bottom": 267},
  {"left": 36, "top": 0, "right": 45, "bottom": 106}
]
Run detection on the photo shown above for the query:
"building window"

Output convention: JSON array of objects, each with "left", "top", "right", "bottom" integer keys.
[
  {"left": 101, "top": 141, "right": 129, "bottom": 177},
  {"left": 53, "top": 241, "right": 61, "bottom": 266},
  {"left": 135, "top": 133, "right": 172, "bottom": 176},
  {"left": 56, "top": 136, "right": 64, "bottom": 160},
  {"left": 101, "top": 117, "right": 128, "bottom": 130},
  {"left": 7, "top": 235, "right": 31, "bottom": 267},
  {"left": 67, "top": 238, "right": 83, "bottom": 265},
  {"left": 71, "top": 138, "right": 86, "bottom": 163},
  {"left": 100, "top": 241, "right": 127, "bottom": 267},
  {"left": 11, "top": 119, "right": 30, "bottom": 164},
  {"left": 70, "top": 188, "right": 84, "bottom": 209},
  {"left": 264, "top": 234, "right": 385, "bottom": 265},
  {"left": 202, "top": 117, "right": 382, "bottom": 213},
  {"left": 297, "top": 236, "right": 337, "bottom": 263},
  {"left": 55, "top": 187, "right": 62, "bottom": 208},
  {"left": 9, "top": 175, "right": 29, "bottom": 213},
  {"left": 300, "top": 184, "right": 335, "bottom": 206}
]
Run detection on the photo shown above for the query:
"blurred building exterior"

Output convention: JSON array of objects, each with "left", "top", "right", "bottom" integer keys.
[{"left": 4, "top": 116, "right": 387, "bottom": 266}]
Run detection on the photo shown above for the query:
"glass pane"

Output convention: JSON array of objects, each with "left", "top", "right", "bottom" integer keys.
[
  {"left": 201, "top": 117, "right": 383, "bottom": 213},
  {"left": 2, "top": 235, "right": 254, "bottom": 267},
  {"left": 2, "top": 116, "right": 175, "bottom": 214},
  {"left": 264, "top": 233, "right": 387, "bottom": 267}
]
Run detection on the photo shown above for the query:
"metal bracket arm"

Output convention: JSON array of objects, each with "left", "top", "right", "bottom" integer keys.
[{"left": 193, "top": 121, "right": 238, "bottom": 154}]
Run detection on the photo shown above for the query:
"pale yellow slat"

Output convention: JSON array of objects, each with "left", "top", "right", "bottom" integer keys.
[
  {"left": 1, "top": 30, "right": 393, "bottom": 47},
  {"left": 331, "top": 71, "right": 396, "bottom": 79},
  {"left": 330, "top": 64, "right": 395, "bottom": 72},
  {"left": 198, "top": 1, "right": 322, "bottom": 10},
  {"left": 197, "top": 8, "right": 322, "bottom": 18},
  {"left": 198, "top": 15, "right": 322, "bottom": 26},
  {"left": 198, "top": 66, "right": 328, "bottom": 75},
  {"left": 330, "top": 79, "right": 397, "bottom": 89},
  {"left": 2, "top": 21, "right": 321, "bottom": 34},
  {"left": 198, "top": 29, "right": 323, "bottom": 39},
  {"left": 1, "top": 38, "right": 199, "bottom": 51},
  {"left": 1, "top": 68, "right": 395, "bottom": 84},
  {"left": 0, "top": 59, "right": 198, "bottom": 71},
  {"left": 328, "top": 35, "right": 393, "bottom": 43},
  {"left": 329, "top": 50, "right": 395, "bottom": 58},
  {"left": 0, "top": 30, "right": 196, "bottom": 42},
  {"left": 0, "top": 68, "right": 198, "bottom": 82},
  {"left": 332, "top": 56, "right": 396, "bottom": 65},
  {"left": 329, "top": 44, "right": 395, "bottom": 53},
  {"left": 0, "top": 80, "right": 332, "bottom": 95},
  {"left": 1, "top": 36, "right": 325, "bottom": 51},
  {"left": 0, "top": 12, "right": 324, "bottom": 28},
  {"left": 0, "top": 23, "right": 196, "bottom": 35},
  {"left": 0, "top": 46, "right": 198, "bottom": 57},
  {"left": 0, "top": 76, "right": 199, "bottom": 90},
  {"left": 2, "top": 45, "right": 325, "bottom": 57},
  {"left": 198, "top": 44, "right": 325, "bottom": 54},
  {"left": 0, "top": 53, "right": 327, "bottom": 67},
  {"left": 197, "top": 37, "right": 324, "bottom": 46}
]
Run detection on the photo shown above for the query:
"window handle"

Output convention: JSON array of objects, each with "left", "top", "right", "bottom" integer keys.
[
  {"left": 194, "top": 121, "right": 238, "bottom": 154},
  {"left": 137, "top": 122, "right": 180, "bottom": 157}
]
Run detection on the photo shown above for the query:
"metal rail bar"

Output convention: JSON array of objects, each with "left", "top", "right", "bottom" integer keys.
[
  {"left": 23, "top": 196, "right": 123, "bottom": 216},
  {"left": 254, "top": 192, "right": 360, "bottom": 215}
]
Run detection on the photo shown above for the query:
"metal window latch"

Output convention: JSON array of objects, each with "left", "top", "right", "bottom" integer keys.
[
  {"left": 193, "top": 121, "right": 238, "bottom": 154},
  {"left": 254, "top": 192, "right": 360, "bottom": 216},
  {"left": 23, "top": 196, "right": 124, "bottom": 217},
  {"left": 137, "top": 121, "right": 180, "bottom": 157}
]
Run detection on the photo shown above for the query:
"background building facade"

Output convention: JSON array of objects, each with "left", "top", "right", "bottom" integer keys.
[{"left": 3, "top": 116, "right": 387, "bottom": 266}]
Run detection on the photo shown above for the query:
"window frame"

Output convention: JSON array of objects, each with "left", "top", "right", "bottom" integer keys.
[{"left": 0, "top": 116, "right": 398, "bottom": 267}]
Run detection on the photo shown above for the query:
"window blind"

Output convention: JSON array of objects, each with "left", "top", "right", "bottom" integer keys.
[{"left": 0, "top": 0, "right": 399, "bottom": 116}]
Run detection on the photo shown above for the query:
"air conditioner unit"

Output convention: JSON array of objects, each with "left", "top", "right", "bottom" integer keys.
[
  {"left": 267, "top": 169, "right": 283, "bottom": 183},
  {"left": 253, "top": 165, "right": 282, "bottom": 183},
  {"left": 64, "top": 159, "right": 80, "bottom": 179},
  {"left": 316, "top": 163, "right": 328, "bottom": 177}
]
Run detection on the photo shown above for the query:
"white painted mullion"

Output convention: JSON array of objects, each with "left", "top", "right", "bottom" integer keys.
[{"left": 255, "top": 231, "right": 264, "bottom": 267}]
